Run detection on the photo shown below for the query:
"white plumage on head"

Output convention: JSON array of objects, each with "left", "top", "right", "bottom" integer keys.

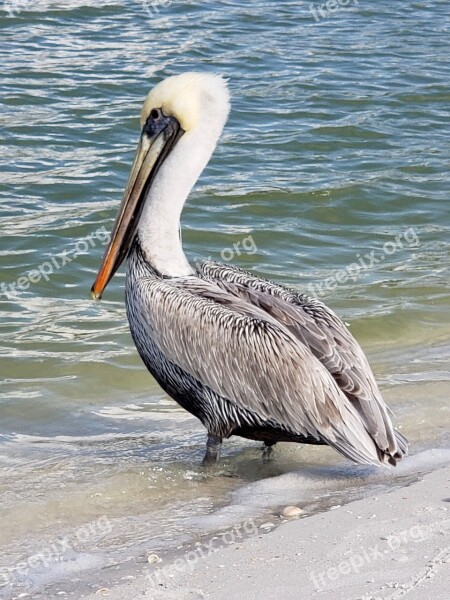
[{"left": 141, "top": 72, "right": 230, "bottom": 135}]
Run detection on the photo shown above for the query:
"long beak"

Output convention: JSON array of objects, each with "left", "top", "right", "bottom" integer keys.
[{"left": 91, "top": 116, "right": 182, "bottom": 300}]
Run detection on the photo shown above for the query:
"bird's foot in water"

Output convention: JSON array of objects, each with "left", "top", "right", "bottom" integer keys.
[
  {"left": 262, "top": 441, "right": 276, "bottom": 463},
  {"left": 202, "top": 433, "right": 222, "bottom": 466}
]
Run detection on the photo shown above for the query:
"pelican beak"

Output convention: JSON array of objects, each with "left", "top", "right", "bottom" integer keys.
[{"left": 91, "top": 115, "right": 183, "bottom": 300}]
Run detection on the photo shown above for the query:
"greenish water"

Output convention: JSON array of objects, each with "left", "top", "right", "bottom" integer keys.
[{"left": 0, "top": 1, "right": 449, "bottom": 597}]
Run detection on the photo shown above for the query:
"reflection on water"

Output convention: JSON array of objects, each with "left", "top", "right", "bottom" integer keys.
[{"left": 0, "top": 0, "right": 449, "bottom": 596}]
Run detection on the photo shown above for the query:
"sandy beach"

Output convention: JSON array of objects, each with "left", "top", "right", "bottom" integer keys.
[{"left": 80, "top": 455, "right": 450, "bottom": 600}]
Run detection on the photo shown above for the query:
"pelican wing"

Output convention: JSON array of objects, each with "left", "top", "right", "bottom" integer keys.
[
  {"left": 134, "top": 275, "right": 397, "bottom": 465},
  {"left": 198, "top": 262, "right": 407, "bottom": 459}
]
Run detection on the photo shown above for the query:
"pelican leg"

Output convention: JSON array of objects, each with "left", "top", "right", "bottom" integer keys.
[
  {"left": 262, "top": 441, "right": 276, "bottom": 463},
  {"left": 202, "top": 433, "right": 222, "bottom": 466}
]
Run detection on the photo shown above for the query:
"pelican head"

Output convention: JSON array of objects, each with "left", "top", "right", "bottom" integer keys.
[{"left": 91, "top": 72, "right": 230, "bottom": 299}]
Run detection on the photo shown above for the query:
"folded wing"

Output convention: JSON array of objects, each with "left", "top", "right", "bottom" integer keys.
[
  {"left": 135, "top": 273, "right": 405, "bottom": 466},
  {"left": 198, "top": 262, "right": 408, "bottom": 463}
]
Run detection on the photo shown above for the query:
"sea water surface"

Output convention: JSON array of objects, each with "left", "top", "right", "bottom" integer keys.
[{"left": 0, "top": 1, "right": 449, "bottom": 597}]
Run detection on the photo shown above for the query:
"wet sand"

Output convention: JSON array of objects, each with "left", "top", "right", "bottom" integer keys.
[{"left": 81, "top": 457, "right": 450, "bottom": 600}]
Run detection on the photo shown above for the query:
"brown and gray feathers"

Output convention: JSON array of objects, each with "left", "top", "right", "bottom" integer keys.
[{"left": 126, "top": 245, "right": 408, "bottom": 467}]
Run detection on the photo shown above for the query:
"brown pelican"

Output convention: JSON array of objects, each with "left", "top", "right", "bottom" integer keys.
[{"left": 91, "top": 73, "right": 408, "bottom": 467}]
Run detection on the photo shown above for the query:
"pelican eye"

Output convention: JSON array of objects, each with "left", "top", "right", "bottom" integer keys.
[
  {"left": 150, "top": 108, "right": 162, "bottom": 121},
  {"left": 143, "top": 107, "right": 170, "bottom": 136},
  {"left": 142, "top": 107, "right": 181, "bottom": 141}
]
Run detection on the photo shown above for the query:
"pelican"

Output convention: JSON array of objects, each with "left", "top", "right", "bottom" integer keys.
[{"left": 91, "top": 72, "right": 408, "bottom": 467}]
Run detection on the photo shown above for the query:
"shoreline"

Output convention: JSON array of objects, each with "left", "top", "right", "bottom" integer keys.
[{"left": 79, "top": 454, "right": 450, "bottom": 600}]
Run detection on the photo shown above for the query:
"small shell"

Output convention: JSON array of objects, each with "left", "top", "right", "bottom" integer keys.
[
  {"left": 147, "top": 553, "right": 161, "bottom": 564},
  {"left": 259, "top": 522, "right": 275, "bottom": 530},
  {"left": 281, "top": 505, "right": 304, "bottom": 518}
]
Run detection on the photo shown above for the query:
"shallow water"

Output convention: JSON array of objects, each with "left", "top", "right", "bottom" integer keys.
[{"left": 1, "top": 0, "right": 449, "bottom": 597}]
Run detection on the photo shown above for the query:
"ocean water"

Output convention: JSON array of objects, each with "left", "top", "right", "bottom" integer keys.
[{"left": 0, "top": 0, "right": 449, "bottom": 597}]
